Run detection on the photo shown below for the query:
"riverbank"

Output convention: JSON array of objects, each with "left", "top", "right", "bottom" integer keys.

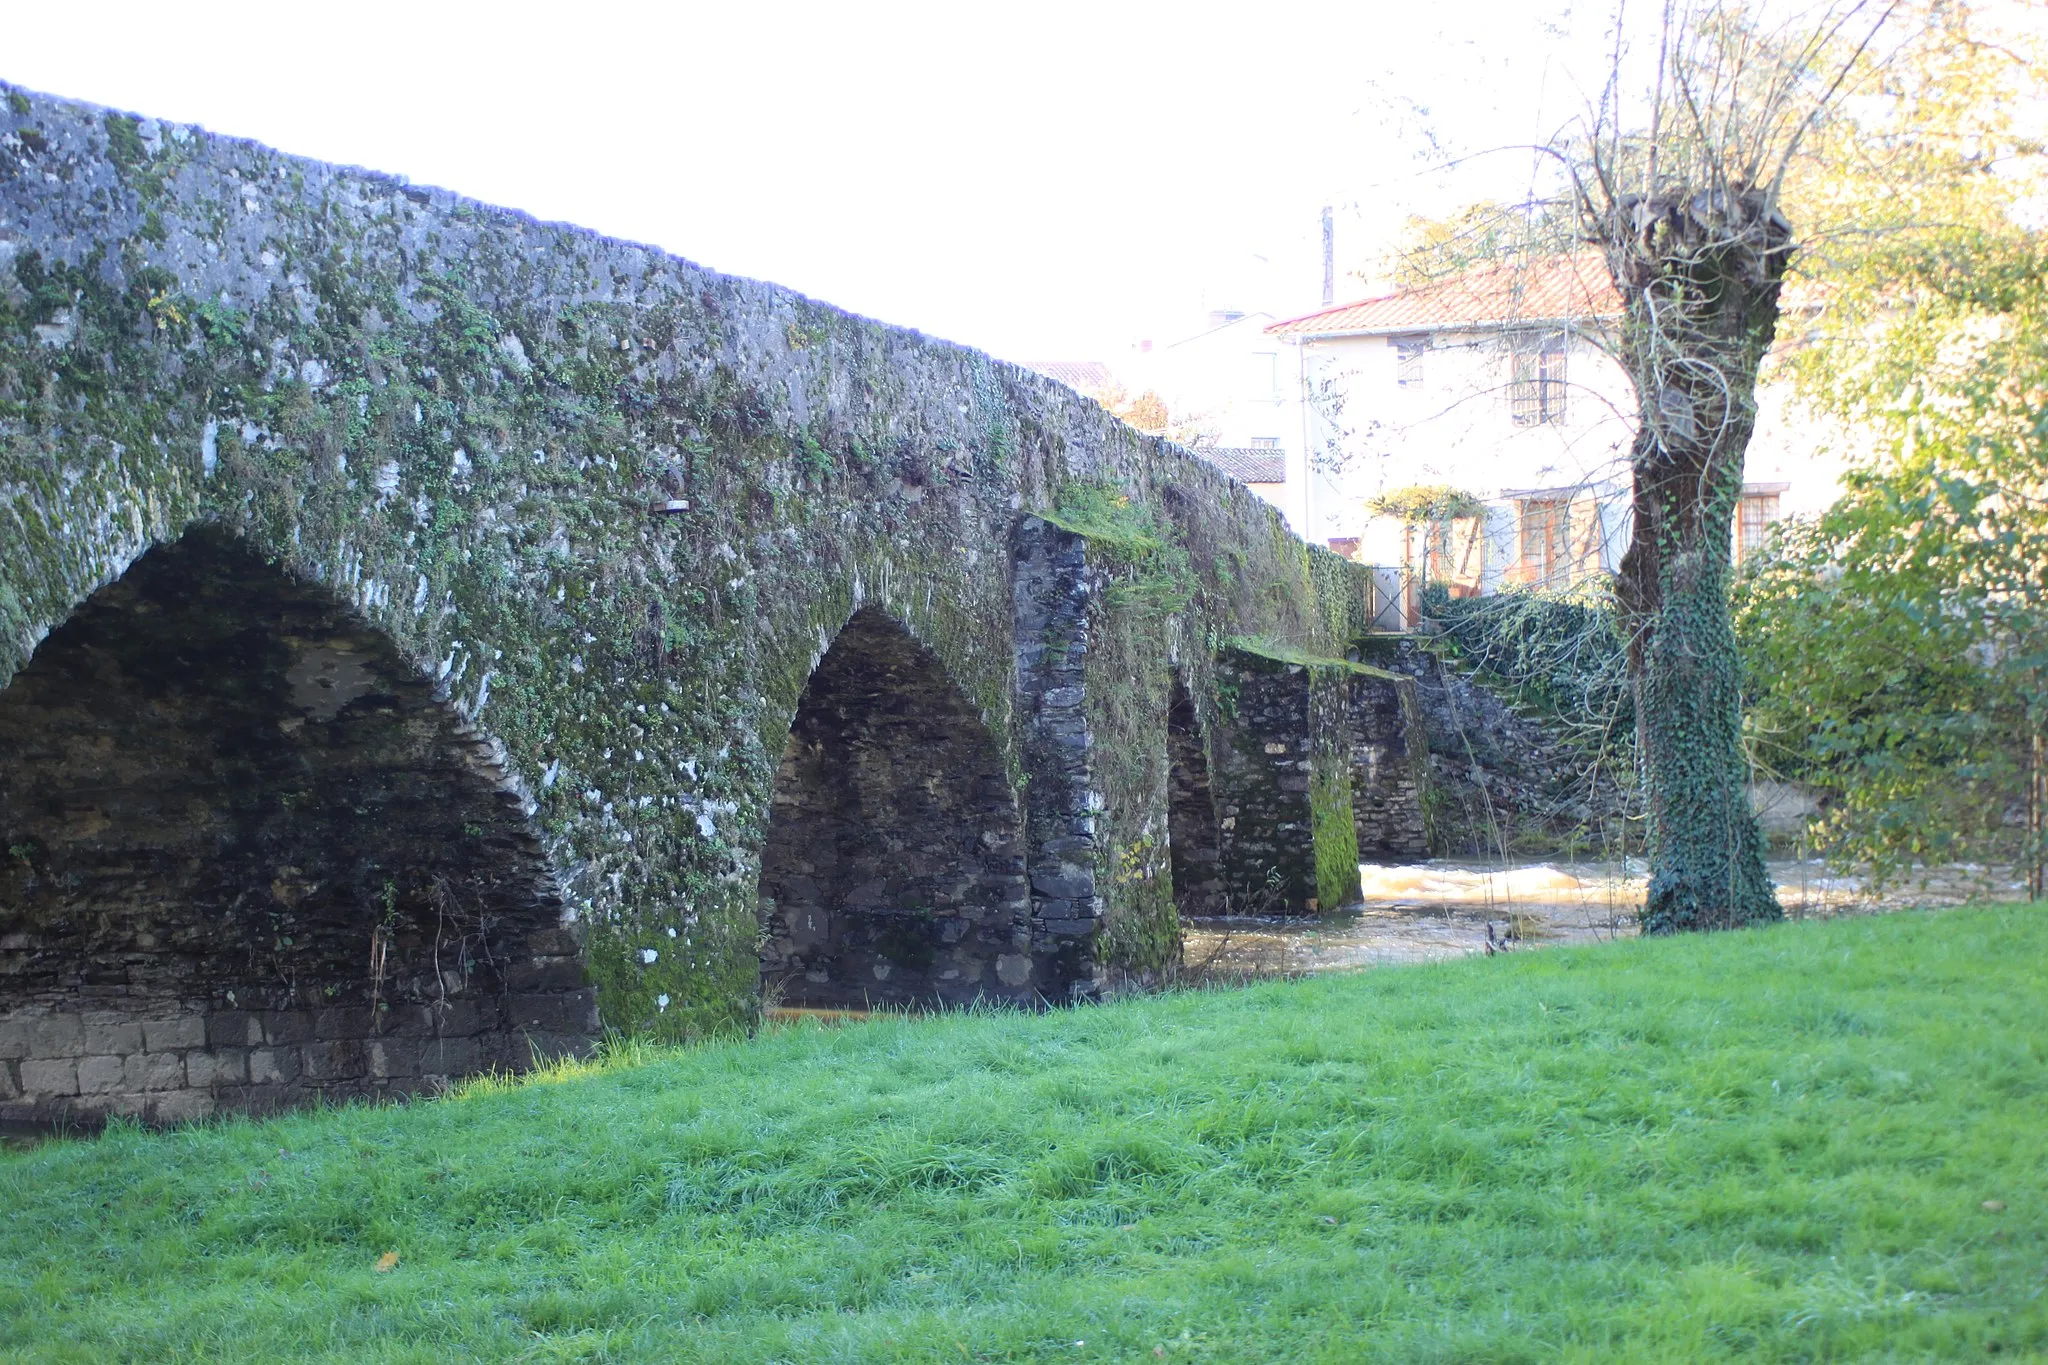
[
  {"left": 1182, "top": 858, "right": 2039, "bottom": 978},
  {"left": 3, "top": 905, "right": 2043, "bottom": 1361}
]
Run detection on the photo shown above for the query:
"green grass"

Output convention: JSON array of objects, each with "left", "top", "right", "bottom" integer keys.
[{"left": 3, "top": 908, "right": 2045, "bottom": 1363}]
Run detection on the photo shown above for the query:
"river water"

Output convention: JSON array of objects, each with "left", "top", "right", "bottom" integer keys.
[{"left": 1181, "top": 858, "right": 2036, "bottom": 978}]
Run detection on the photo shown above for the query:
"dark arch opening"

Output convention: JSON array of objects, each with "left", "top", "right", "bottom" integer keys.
[
  {"left": 1166, "top": 676, "right": 1225, "bottom": 917},
  {"left": 758, "top": 608, "right": 1031, "bottom": 1010},
  {"left": 0, "top": 530, "right": 593, "bottom": 1129}
]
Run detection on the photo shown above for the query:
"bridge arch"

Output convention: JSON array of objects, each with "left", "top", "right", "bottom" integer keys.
[
  {"left": 758, "top": 606, "right": 1033, "bottom": 1010},
  {"left": 0, "top": 528, "right": 593, "bottom": 1127}
]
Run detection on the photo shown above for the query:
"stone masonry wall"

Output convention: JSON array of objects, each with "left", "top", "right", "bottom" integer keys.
[
  {"left": 0, "top": 86, "right": 1428, "bottom": 1114},
  {"left": 1207, "top": 646, "right": 1362, "bottom": 915},
  {"left": 1360, "top": 635, "right": 1633, "bottom": 856}
]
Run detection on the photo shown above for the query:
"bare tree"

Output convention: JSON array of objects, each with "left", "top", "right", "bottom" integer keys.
[{"left": 1552, "top": 0, "right": 1894, "bottom": 932}]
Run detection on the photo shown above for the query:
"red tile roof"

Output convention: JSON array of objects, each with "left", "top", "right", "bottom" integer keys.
[{"left": 1267, "top": 252, "right": 1621, "bottom": 338}]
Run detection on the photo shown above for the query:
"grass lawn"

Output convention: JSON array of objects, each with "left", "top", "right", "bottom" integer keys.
[{"left": 3, "top": 906, "right": 2044, "bottom": 1362}]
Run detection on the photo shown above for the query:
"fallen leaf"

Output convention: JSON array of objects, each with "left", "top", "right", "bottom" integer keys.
[
  {"left": 375, "top": 1251, "right": 400, "bottom": 1273},
  {"left": 1319, "top": 1216, "right": 1339, "bottom": 1226},
  {"left": 1983, "top": 1200, "right": 2006, "bottom": 1213}
]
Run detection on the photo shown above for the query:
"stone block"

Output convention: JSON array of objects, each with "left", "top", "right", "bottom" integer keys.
[
  {"left": 149, "top": 1090, "right": 216, "bottom": 1124},
  {"left": 1031, "top": 864, "right": 1096, "bottom": 900},
  {"left": 0, "top": 1063, "right": 18, "bottom": 1101},
  {"left": 367, "top": 1039, "right": 421, "bottom": 1080},
  {"left": 236, "top": 1084, "right": 298, "bottom": 1116},
  {"left": 313, "top": 1007, "right": 370, "bottom": 1041},
  {"left": 248, "top": 1048, "right": 300, "bottom": 1086},
  {"left": 263, "top": 1011, "right": 315, "bottom": 1045},
  {"left": 27, "top": 1014, "right": 84, "bottom": 1058},
  {"left": 377, "top": 1004, "right": 435, "bottom": 1037},
  {"left": 521, "top": 927, "right": 582, "bottom": 956},
  {"left": 207, "top": 1010, "right": 265, "bottom": 1048},
  {"left": 563, "top": 988, "right": 600, "bottom": 1033},
  {"left": 77, "top": 1055, "right": 129, "bottom": 1096},
  {"left": 105, "top": 1093, "right": 151, "bottom": 1119},
  {"left": 418, "top": 1036, "right": 482, "bottom": 1077},
  {"left": 502, "top": 992, "right": 597, "bottom": 1036},
  {"left": 300, "top": 1040, "right": 364, "bottom": 1082},
  {"left": 431, "top": 1000, "right": 488, "bottom": 1037},
  {"left": 81, "top": 1013, "right": 146, "bottom": 1056},
  {"left": 503, "top": 957, "right": 587, "bottom": 992},
  {"left": 1039, "top": 834, "right": 1093, "bottom": 860},
  {"left": 0, "top": 1020, "right": 29, "bottom": 1061},
  {"left": 186, "top": 1049, "right": 247, "bottom": 1088},
  {"left": 125, "top": 1051, "right": 185, "bottom": 1092},
  {"left": 19, "top": 1058, "right": 79, "bottom": 1096},
  {"left": 142, "top": 1015, "right": 206, "bottom": 1051},
  {"left": 1041, "top": 919, "right": 1099, "bottom": 937}
]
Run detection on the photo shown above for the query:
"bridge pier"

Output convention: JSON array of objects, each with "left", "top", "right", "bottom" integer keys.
[
  {"left": 1012, "top": 518, "right": 1111, "bottom": 998},
  {"left": 1201, "top": 647, "right": 1366, "bottom": 915},
  {"left": 1348, "top": 670, "right": 1432, "bottom": 860}
]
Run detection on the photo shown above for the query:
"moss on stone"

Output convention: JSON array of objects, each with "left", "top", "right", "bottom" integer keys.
[
  {"left": 1224, "top": 634, "right": 1403, "bottom": 682},
  {"left": 1310, "top": 764, "right": 1363, "bottom": 912}
]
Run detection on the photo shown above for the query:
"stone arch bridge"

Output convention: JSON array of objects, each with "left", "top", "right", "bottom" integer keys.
[{"left": 0, "top": 88, "right": 1425, "bottom": 1127}]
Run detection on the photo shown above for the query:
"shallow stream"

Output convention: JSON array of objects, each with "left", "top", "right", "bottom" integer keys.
[{"left": 1182, "top": 858, "right": 2034, "bottom": 978}]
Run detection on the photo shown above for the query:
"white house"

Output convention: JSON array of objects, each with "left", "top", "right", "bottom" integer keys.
[{"left": 1265, "top": 253, "right": 1845, "bottom": 605}]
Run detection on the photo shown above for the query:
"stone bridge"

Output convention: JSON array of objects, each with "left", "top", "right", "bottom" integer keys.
[{"left": 0, "top": 86, "right": 1426, "bottom": 1128}]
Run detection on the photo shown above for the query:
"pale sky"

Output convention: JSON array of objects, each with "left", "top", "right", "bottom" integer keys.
[{"left": 6, "top": 1, "right": 1618, "bottom": 362}]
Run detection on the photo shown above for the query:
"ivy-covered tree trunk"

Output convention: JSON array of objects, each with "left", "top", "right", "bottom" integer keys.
[{"left": 1607, "top": 190, "right": 1787, "bottom": 932}]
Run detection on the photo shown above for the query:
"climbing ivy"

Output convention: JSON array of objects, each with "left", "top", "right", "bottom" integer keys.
[{"left": 1422, "top": 581, "right": 1634, "bottom": 753}]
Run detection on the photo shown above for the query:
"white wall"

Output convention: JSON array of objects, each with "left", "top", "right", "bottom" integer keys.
[{"left": 1286, "top": 324, "right": 1847, "bottom": 566}]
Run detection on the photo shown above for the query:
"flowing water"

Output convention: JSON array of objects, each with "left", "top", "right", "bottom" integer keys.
[{"left": 1181, "top": 858, "right": 2036, "bottom": 978}]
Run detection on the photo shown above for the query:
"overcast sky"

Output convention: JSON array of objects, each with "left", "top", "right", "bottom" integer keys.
[{"left": 8, "top": 1, "right": 1617, "bottom": 361}]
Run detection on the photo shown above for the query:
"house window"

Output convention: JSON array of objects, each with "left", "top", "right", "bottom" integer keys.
[
  {"left": 1248, "top": 436, "right": 1281, "bottom": 449},
  {"left": 1393, "top": 335, "right": 1426, "bottom": 389},
  {"left": 1510, "top": 335, "right": 1568, "bottom": 426},
  {"left": 1735, "top": 491, "right": 1781, "bottom": 564},
  {"left": 1518, "top": 498, "right": 1570, "bottom": 586}
]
